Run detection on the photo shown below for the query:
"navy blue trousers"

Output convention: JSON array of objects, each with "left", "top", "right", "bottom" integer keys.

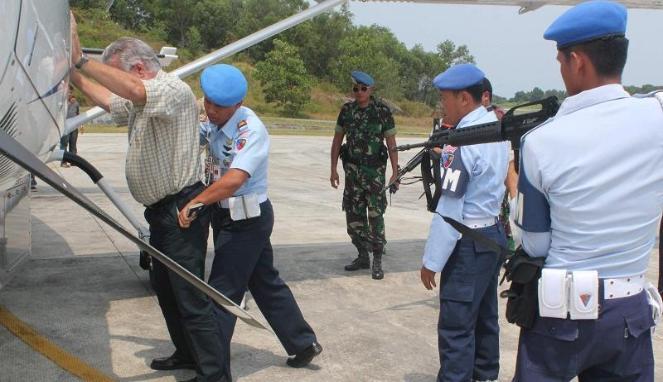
[
  {"left": 146, "top": 183, "right": 227, "bottom": 382},
  {"left": 437, "top": 224, "right": 505, "bottom": 382},
  {"left": 513, "top": 287, "right": 655, "bottom": 382},
  {"left": 658, "top": 221, "right": 662, "bottom": 294},
  {"left": 209, "top": 200, "right": 317, "bottom": 377}
]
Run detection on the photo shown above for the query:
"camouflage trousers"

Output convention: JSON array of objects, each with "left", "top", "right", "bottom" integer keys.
[{"left": 342, "top": 163, "right": 387, "bottom": 257}]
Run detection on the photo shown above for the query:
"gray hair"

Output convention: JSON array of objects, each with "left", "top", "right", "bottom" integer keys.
[{"left": 101, "top": 37, "right": 161, "bottom": 73}]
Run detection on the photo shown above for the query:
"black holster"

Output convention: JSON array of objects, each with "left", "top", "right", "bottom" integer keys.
[{"left": 500, "top": 248, "right": 545, "bottom": 329}]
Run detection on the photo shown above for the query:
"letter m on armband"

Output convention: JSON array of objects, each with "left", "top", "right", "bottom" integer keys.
[{"left": 439, "top": 146, "right": 469, "bottom": 197}]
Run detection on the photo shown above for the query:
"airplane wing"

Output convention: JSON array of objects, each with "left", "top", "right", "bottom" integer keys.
[{"left": 346, "top": 0, "right": 663, "bottom": 13}]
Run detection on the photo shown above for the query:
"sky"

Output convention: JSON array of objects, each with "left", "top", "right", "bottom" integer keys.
[{"left": 343, "top": 2, "right": 663, "bottom": 98}]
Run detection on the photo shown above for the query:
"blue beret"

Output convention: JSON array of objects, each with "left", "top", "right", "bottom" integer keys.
[
  {"left": 544, "top": 1, "right": 627, "bottom": 48},
  {"left": 200, "top": 64, "right": 248, "bottom": 107},
  {"left": 351, "top": 71, "right": 374, "bottom": 86},
  {"left": 433, "top": 64, "right": 485, "bottom": 91}
]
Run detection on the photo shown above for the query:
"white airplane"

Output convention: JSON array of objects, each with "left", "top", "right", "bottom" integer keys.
[{"left": 0, "top": 0, "right": 660, "bottom": 315}]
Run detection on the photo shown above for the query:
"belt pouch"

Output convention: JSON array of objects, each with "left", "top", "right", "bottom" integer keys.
[
  {"left": 569, "top": 271, "right": 599, "bottom": 320},
  {"left": 538, "top": 268, "right": 569, "bottom": 319}
]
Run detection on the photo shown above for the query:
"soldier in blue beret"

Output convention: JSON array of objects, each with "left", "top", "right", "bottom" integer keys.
[
  {"left": 178, "top": 64, "right": 322, "bottom": 380},
  {"left": 513, "top": 1, "right": 663, "bottom": 381},
  {"left": 330, "top": 70, "right": 399, "bottom": 280},
  {"left": 422, "top": 63, "right": 509, "bottom": 382}
]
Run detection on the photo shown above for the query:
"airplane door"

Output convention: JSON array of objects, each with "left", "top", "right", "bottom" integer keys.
[{"left": 13, "top": 0, "right": 69, "bottom": 161}]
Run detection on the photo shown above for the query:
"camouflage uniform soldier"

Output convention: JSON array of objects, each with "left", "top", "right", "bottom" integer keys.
[{"left": 330, "top": 71, "right": 399, "bottom": 280}]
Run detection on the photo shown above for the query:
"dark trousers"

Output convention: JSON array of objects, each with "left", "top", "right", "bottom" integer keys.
[
  {"left": 659, "top": 221, "right": 662, "bottom": 294},
  {"left": 145, "top": 183, "right": 227, "bottom": 382},
  {"left": 437, "top": 224, "right": 505, "bottom": 382},
  {"left": 209, "top": 200, "right": 317, "bottom": 377},
  {"left": 59, "top": 130, "right": 79, "bottom": 154},
  {"left": 513, "top": 289, "right": 654, "bottom": 382}
]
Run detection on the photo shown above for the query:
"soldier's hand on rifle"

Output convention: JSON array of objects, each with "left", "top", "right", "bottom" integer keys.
[
  {"left": 420, "top": 266, "right": 437, "bottom": 290},
  {"left": 330, "top": 170, "right": 340, "bottom": 189},
  {"left": 388, "top": 172, "right": 399, "bottom": 192}
]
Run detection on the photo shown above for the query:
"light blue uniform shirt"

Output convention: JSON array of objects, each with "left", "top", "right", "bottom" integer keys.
[
  {"left": 423, "top": 106, "right": 509, "bottom": 272},
  {"left": 516, "top": 85, "right": 663, "bottom": 278},
  {"left": 200, "top": 106, "right": 270, "bottom": 197}
]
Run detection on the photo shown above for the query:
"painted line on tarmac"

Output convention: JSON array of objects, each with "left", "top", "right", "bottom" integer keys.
[{"left": 0, "top": 305, "right": 114, "bottom": 382}]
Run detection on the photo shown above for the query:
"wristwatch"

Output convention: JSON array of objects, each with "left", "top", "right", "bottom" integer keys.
[{"left": 74, "top": 53, "right": 89, "bottom": 70}]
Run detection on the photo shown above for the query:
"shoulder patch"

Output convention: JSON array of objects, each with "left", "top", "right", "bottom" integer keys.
[
  {"left": 441, "top": 145, "right": 457, "bottom": 169},
  {"left": 236, "top": 138, "right": 247, "bottom": 151},
  {"left": 237, "top": 120, "right": 248, "bottom": 130}
]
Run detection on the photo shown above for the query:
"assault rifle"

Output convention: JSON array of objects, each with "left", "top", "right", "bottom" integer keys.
[
  {"left": 384, "top": 97, "right": 560, "bottom": 206},
  {"left": 396, "top": 96, "right": 560, "bottom": 153}
]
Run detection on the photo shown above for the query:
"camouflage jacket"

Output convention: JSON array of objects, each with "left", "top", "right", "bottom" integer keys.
[{"left": 335, "top": 96, "right": 397, "bottom": 163}]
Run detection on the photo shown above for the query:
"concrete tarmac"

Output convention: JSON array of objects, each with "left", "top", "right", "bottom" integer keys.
[{"left": 0, "top": 133, "right": 660, "bottom": 381}]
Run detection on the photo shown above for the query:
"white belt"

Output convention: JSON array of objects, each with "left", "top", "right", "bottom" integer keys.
[
  {"left": 603, "top": 274, "right": 646, "bottom": 300},
  {"left": 219, "top": 192, "right": 268, "bottom": 208},
  {"left": 463, "top": 217, "right": 497, "bottom": 229}
]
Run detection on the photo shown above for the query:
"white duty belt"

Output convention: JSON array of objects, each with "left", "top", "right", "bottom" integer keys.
[
  {"left": 463, "top": 217, "right": 497, "bottom": 229},
  {"left": 603, "top": 274, "right": 646, "bottom": 299},
  {"left": 538, "top": 270, "right": 654, "bottom": 321}
]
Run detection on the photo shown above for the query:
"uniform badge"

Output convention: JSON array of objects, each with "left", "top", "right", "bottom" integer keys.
[
  {"left": 236, "top": 138, "right": 247, "bottom": 151},
  {"left": 237, "top": 120, "right": 247, "bottom": 130},
  {"left": 441, "top": 145, "right": 457, "bottom": 169}
]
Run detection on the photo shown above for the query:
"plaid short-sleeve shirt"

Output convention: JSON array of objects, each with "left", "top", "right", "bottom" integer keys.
[{"left": 109, "top": 71, "right": 202, "bottom": 206}]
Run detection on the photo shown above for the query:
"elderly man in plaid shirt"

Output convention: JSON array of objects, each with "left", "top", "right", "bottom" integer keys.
[{"left": 69, "top": 16, "right": 228, "bottom": 382}]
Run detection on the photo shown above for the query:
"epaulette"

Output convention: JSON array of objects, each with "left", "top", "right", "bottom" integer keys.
[{"left": 632, "top": 90, "right": 663, "bottom": 111}]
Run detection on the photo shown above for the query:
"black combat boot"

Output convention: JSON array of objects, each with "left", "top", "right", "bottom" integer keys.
[
  {"left": 344, "top": 251, "right": 370, "bottom": 271},
  {"left": 372, "top": 253, "right": 384, "bottom": 280}
]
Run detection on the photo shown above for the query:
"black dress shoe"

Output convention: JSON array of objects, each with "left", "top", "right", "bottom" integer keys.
[
  {"left": 150, "top": 354, "right": 196, "bottom": 371},
  {"left": 286, "top": 341, "right": 323, "bottom": 368},
  {"left": 179, "top": 376, "right": 229, "bottom": 382}
]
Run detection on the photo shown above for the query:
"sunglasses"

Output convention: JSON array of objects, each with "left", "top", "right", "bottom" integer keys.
[{"left": 352, "top": 85, "right": 369, "bottom": 93}]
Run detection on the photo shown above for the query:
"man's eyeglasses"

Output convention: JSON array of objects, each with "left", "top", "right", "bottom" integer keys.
[{"left": 352, "top": 85, "right": 369, "bottom": 93}]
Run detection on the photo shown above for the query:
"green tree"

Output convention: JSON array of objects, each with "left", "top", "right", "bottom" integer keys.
[
  {"left": 234, "top": 0, "right": 309, "bottom": 61},
  {"left": 436, "top": 40, "right": 475, "bottom": 67},
  {"left": 254, "top": 39, "right": 312, "bottom": 116},
  {"left": 109, "top": 0, "right": 155, "bottom": 31},
  {"left": 331, "top": 25, "right": 404, "bottom": 99},
  {"left": 191, "top": 0, "right": 235, "bottom": 50},
  {"left": 529, "top": 87, "right": 544, "bottom": 101},
  {"left": 71, "top": 0, "right": 113, "bottom": 9},
  {"left": 281, "top": 5, "right": 353, "bottom": 79}
]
